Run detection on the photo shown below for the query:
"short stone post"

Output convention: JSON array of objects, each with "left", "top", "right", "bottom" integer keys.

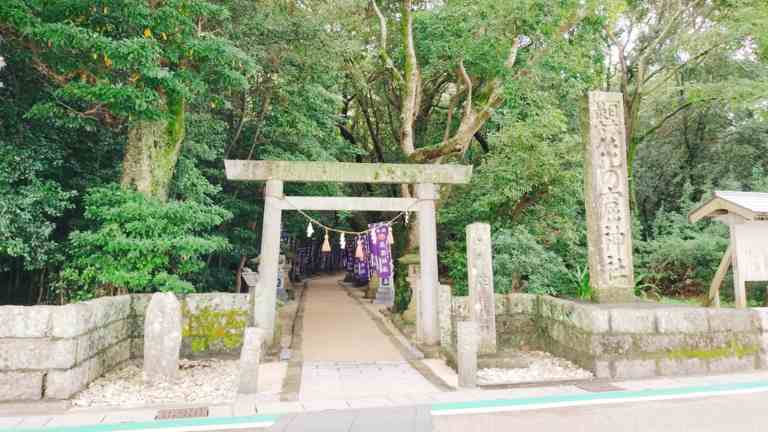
[
  {"left": 457, "top": 321, "right": 479, "bottom": 388},
  {"left": 143, "top": 292, "right": 182, "bottom": 384},
  {"left": 583, "top": 91, "right": 635, "bottom": 303},
  {"left": 467, "top": 222, "right": 497, "bottom": 354},
  {"left": 438, "top": 284, "right": 453, "bottom": 348},
  {"left": 238, "top": 327, "right": 264, "bottom": 394}
]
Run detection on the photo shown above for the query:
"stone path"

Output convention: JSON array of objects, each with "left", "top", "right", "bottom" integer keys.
[
  {"left": 297, "top": 275, "right": 438, "bottom": 400},
  {"left": 300, "top": 361, "right": 437, "bottom": 401},
  {"left": 300, "top": 275, "right": 402, "bottom": 362}
]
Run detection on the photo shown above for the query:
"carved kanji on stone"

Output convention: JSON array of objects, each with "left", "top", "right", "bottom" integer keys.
[{"left": 583, "top": 91, "right": 635, "bottom": 302}]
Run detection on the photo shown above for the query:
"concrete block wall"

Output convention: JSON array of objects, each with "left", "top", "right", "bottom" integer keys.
[
  {"left": 0, "top": 296, "right": 132, "bottom": 401},
  {"left": 444, "top": 292, "right": 768, "bottom": 380},
  {"left": 0, "top": 293, "right": 250, "bottom": 402}
]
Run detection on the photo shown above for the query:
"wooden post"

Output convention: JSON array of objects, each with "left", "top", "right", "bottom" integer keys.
[
  {"left": 708, "top": 244, "right": 733, "bottom": 308},
  {"left": 730, "top": 225, "right": 747, "bottom": 309}
]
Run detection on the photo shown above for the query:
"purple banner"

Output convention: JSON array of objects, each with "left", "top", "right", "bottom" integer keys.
[
  {"left": 366, "top": 223, "right": 393, "bottom": 281},
  {"left": 355, "top": 235, "right": 369, "bottom": 281}
]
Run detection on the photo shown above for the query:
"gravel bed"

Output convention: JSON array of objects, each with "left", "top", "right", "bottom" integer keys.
[
  {"left": 72, "top": 359, "right": 243, "bottom": 408},
  {"left": 477, "top": 351, "right": 593, "bottom": 385}
]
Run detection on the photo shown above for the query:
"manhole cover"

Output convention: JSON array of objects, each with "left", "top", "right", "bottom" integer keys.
[
  {"left": 155, "top": 407, "right": 209, "bottom": 420},
  {"left": 576, "top": 382, "right": 625, "bottom": 393}
]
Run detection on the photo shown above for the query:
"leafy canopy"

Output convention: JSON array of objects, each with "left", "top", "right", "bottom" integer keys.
[{"left": 0, "top": 0, "right": 253, "bottom": 125}]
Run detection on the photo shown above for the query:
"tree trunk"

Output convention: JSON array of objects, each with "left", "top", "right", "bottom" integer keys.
[
  {"left": 235, "top": 255, "right": 247, "bottom": 293},
  {"left": 399, "top": 0, "right": 421, "bottom": 157},
  {"left": 120, "top": 95, "right": 186, "bottom": 200}
]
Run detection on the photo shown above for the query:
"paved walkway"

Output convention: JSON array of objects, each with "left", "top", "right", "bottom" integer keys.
[
  {"left": 298, "top": 275, "right": 438, "bottom": 401},
  {"left": 301, "top": 275, "right": 402, "bottom": 362}
]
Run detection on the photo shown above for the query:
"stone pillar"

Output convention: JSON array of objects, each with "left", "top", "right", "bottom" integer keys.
[
  {"left": 438, "top": 284, "right": 453, "bottom": 348},
  {"left": 238, "top": 327, "right": 264, "bottom": 394},
  {"left": 456, "top": 321, "right": 479, "bottom": 388},
  {"left": 467, "top": 223, "right": 497, "bottom": 354},
  {"left": 143, "top": 292, "right": 182, "bottom": 384},
  {"left": 583, "top": 91, "right": 635, "bottom": 303},
  {"left": 255, "top": 179, "right": 283, "bottom": 344},
  {"left": 416, "top": 183, "right": 440, "bottom": 345}
]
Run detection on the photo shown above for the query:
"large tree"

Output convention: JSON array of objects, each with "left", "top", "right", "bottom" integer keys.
[{"left": 1, "top": 0, "right": 253, "bottom": 200}]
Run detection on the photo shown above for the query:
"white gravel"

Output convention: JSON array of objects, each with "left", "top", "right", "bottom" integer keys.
[
  {"left": 477, "top": 351, "right": 593, "bottom": 385},
  {"left": 72, "top": 359, "right": 285, "bottom": 408}
]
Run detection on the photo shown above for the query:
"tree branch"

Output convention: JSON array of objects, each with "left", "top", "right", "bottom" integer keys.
[
  {"left": 370, "top": 0, "right": 404, "bottom": 85},
  {"left": 637, "top": 101, "right": 693, "bottom": 144}
]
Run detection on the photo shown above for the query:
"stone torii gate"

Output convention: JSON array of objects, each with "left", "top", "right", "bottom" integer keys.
[{"left": 225, "top": 160, "right": 472, "bottom": 346}]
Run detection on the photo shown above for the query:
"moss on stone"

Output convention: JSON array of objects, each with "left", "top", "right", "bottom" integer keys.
[
  {"left": 182, "top": 303, "right": 248, "bottom": 354},
  {"left": 664, "top": 339, "right": 759, "bottom": 361}
]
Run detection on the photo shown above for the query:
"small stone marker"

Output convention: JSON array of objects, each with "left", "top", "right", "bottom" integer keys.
[
  {"left": 276, "top": 255, "right": 288, "bottom": 302},
  {"left": 583, "top": 91, "right": 635, "bottom": 303},
  {"left": 467, "top": 222, "right": 497, "bottom": 354},
  {"left": 374, "top": 277, "right": 395, "bottom": 306},
  {"left": 238, "top": 327, "right": 264, "bottom": 394},
  {"left": 143, "top": 292, "right": 182, "bottom": 384},
  {"left": 457, "top": 321, "right": 479, "bottom": 388}
]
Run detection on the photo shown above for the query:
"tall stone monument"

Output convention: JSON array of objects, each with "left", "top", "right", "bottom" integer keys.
[
  {"left": 466, "top": 222, "right": 497, "bottom": 354},
  {"left": 583, "top": 91, "right": 635, "bottom": 302},
  {"left": 144, "top": 292, "right": 183, "bottom": 384}
]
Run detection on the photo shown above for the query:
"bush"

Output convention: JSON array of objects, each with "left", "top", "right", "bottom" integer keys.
[
  {"left": 60, "top": 185, "right": 231, "bottom": 300},
  {"left": 634, "top": 197, "right": 730, "bottom": 299},
  {"left": 444, "top": 226, "right": 570, "bottom": 297},
  {"left": 492, "top": 227, "right": 571, "bottom": 296},
  {"left": 636, "top": 233, "right": 728, "bottom": 298}
]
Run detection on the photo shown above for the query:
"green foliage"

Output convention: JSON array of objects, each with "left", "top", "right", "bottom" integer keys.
[
  {"left": 570, "top": 265, "right": 592, "bottom": 301},
  {"left": 393, "top": 258, "right": 412, "bottom": 314},
  {"left": 491, "top": 227, "right": 571, "bottom": 296},
  {"left": 61, "top": 186, "right": 231, "bottom": 298},
  {"left": 1, "top": 0, "right": 252, "bottom": 126},
  {"left": 0, "top": 140, "right": 75, "bottom": 271}
]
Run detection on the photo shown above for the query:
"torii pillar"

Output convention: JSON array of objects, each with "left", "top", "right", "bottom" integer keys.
[{"left": 255, "top": 179, "right": 283, "bottom": 344}]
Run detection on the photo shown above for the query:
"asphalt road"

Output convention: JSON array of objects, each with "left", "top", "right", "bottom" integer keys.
[
  {"left": 261, "top": 390, "right": 768, "bottom": 432},
  {"left": 431, "top": 392, "right": 768, "bottom": 432}
]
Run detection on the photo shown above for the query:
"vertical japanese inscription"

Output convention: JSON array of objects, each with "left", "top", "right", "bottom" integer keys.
[{"left": 584, "top": 91, "right": 635, "bottom": 302}]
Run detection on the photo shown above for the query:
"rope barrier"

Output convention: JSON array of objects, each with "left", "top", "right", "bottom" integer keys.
[{"left": 265, "top": 194, "right": 424, "bottom": 236}]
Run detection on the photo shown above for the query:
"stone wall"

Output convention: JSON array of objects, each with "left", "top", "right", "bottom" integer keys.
[
  {"left": 0, "top": 293, "right": 250, "bottom": 402},
  {"left": 0, "top": 296, "right": 132, "bottom": 401},
  {"left": 445, "top": 293, "right": 768, "bottom": 379}
]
